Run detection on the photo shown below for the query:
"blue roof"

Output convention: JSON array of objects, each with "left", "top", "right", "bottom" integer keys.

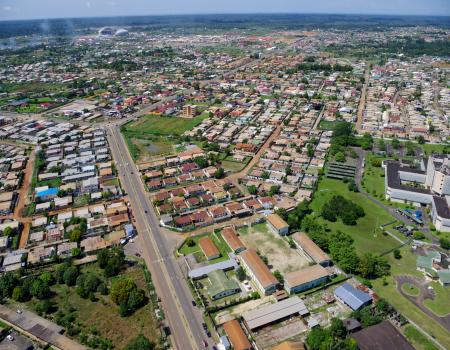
[
  {"left": 36, "top": 188, "right": 59, "bottom": 198},
  {"left": 124, "top": 224, "right": 135, "bottom": 236},
  {"left": 334, "top": 283, "right": 372, "bottom": 310}
]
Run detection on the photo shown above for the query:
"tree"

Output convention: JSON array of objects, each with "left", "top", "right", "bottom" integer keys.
[
  {"left": 185, "top": 238, "right": 195, "bottom": 247},
  {"left": 71, "top": 248, "right": 82, "bottom": 258},
  {"left": 69, "top": 228, "right": 82, "bottom": 242},
  {"left": 393, "top": 249, "right": 402, "bottom": 259},
  {"left": 63, "top": 266, "right": 79, "bottom": 286},
  {"left": 125, "top": 335, "right": 154, "bottom": 350},
  {"left": 335, "top": 151, "right": 346, "bottom": 163},
  {"left": 3, "top": 226, "right": 13, "bottom": 237},
  {"left": 236, "top": 267, "right": 246, "bottom": 281},
  {"left": 306, "top": 327, "right": 332, "bottom": 350},
  {"left": 416, "top": 135, "right": 425, "bottom": 144},
  {"left": 330, "top": 318, "right": 347, "bottom": 339},
  {"left": 390, "top": 137, "right": 400, "bottom": 151},
  {"left": 193, "top": 156, "right": 208, "bottom": 169},
  {"left": 358, "top": 253, "right": 391, "bottom": 279},
  {"left": 40, "top": 272, "right": 55, "bottom": 286},
  {"left": 307, "top": 143, "right": 314, "bottom": 157},
  {"left": 273, "top": 270, "right": 284, "bottom": 284},
  {"left": 30, "top": 279, "right": 50, "bottom": 300},
  {"left": 269, "top": 185, "right": 280, "bottom": 197},
  {"left": 110, "top": 277, "right": 137, "bottom": 305},
  {"left": 12, "top": 286, "right": 24, "bottom": 301},
  {"left": 247, "top": 185, "right": 258, "bottom": 195},
  {"left": 214, "top": 168, "right": 224, "bottom": 179},
  {"left": 439, "top": 238, "right": 450, "bottom": 250},
  {"left": 127, "top": 288, "right": 145, "bottom": 311}
]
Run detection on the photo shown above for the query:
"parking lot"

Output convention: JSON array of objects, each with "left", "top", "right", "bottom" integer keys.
[{"left": 0, "top": 331, "right": 34, "bottom": 350}]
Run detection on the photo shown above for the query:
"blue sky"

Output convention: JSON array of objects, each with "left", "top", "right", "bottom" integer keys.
[{"left": 1, "top": 0, "right": 449, "bottom": 21}]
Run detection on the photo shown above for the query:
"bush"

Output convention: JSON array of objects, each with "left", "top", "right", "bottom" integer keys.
[
  {"left": 412, "top": 231, "right": 425, "bottom": 240},
  {"left": 125, "top": 334, "right": 155, "bottom": 350},
  {"left": 439, "top": 238, "right": 450, "bottom": 250},
  {"left": 185, "top": 238, "right": 195, "bottom": 247},
  {"left": 393, "top": 249, "right": 402, "bottom": 259},
  {"left": 63, "top": 266, "right": 79, "bottom": 286}
]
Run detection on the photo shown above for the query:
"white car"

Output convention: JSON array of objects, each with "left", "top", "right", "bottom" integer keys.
[{"left": 6, "top": 335, "right": 14, "bottom": 341}]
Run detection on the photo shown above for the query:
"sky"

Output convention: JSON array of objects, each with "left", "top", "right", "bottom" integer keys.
[{"left": 1, "top": 0, "right": 449, "bottom": 21}]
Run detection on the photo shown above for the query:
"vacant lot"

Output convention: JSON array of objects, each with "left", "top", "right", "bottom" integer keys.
[
  {"left": 125, "top": 114, "right": 208, "bottom": 136},
  {"left": 238, "top": 223, "right": 310, "bottom": 274},
  {"left": 18, "top": 264, "right": 160, "bottom": 349},
  {"left": 309, "top": 178, "right": 398, "bottom": 254}
]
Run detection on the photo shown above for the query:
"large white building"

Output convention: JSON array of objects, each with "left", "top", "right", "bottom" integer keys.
[{"left": 384, "top": 154, "right": 450, "bottom": 232}]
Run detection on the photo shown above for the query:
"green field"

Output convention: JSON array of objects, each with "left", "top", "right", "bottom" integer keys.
[
  {"left": 361, "top": 153, "right": 386, "bottom": 200},
  {"left": 372, "top": 246, "right": 450, "bottom": 349},
  {"left": 401, "top": 283, "right": 420, "bottom": 296},
  {"left": 309, "top": 178, "right": 399, "bottom": 253},
  {"left": 179, "top": 232, "right": 232, "bottom": 264},
  {"left": 403, "top": 325, "right": 440, "bottom": 350},
  {"left": 423, "top": 281, "right": 450, "bottom": 317},
  {"left": 125, "top": 113, "right": 208, "bottom": 137}
]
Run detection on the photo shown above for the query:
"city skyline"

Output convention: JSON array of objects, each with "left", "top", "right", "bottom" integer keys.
[{"left": 1, "top": 0, "right": 450, "bottom": 21}]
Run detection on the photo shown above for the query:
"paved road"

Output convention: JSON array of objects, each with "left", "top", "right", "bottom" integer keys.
[
  {"left": 0, "top": 305, "right": 86, "bottom": 350},
  {"left": 355, "top": 66, "right": 369, "bottom": 132},
  {"left": 107, "top": 126, "right": 206, "bottom": 350}
]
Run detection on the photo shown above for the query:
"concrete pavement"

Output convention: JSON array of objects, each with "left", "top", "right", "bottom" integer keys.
[{"left": 107, "top": 126, "right": 207, "bottom": 350}]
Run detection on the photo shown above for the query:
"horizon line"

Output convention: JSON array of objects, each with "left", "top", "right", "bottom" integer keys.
[{"left": 1, "top": 11, "right": 450, "bottom": 23}]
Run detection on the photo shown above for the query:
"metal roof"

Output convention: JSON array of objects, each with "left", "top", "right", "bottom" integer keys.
[
  {"left": 188, "top": 258, "right": 237, "bottom": 279},
  {"left": 243, "top": 296, "right": 308, "bottom": 330},
  {"left": 334, "top": 283, "right": 372, "bottom": 311}
]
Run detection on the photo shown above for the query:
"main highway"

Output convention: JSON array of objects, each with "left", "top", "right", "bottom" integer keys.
[{"left": 107, "top": 126, "right": 206, "bottom": 350}]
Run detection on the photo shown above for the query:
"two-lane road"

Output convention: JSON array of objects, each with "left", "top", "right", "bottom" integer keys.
[{"left": 107, "top": 126, "right": 207, "bottom": 350}]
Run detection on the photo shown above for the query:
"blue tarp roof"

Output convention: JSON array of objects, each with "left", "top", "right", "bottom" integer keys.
[
  {"left": 36, "top": 188, "right": 59, "bottom": 198},
  {"left": 334, "top": 283, "right": 372, "bottom": 310}
]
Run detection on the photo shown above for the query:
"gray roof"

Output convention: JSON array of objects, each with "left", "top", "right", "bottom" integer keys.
[
  {"left": 334, "top": 283, "right": 372, "bottom": 310},
  {"left": 243, "top": 296, "right": 309, "bottom": 330},
  {"left": 188, "top": 258, "right": 237, "bottom": 279}
]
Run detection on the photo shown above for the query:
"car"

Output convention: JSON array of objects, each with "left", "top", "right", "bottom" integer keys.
[
  {"left": 135, "top": 252, "right": 141, "bottom": 257},
  {"left": 202, "top": 322, "right": 207, "bottom": 330},
  {"left": 144, "top": 210, "right": 148, "bottom": 214},
  {"left": 16, "top": 309, "right": 22, "bottom": 314},
  {"left": 202, "top": 340, "right": 208, "bottom": 348},
  {"left": 206, "top": 331, "right": 211, "bottom": 338},
  {"left": 191, "top": 300, "right": 196, "bottom": 307},
  {"left": 6, "top": 335, "right": 14, "bottom": 341}
]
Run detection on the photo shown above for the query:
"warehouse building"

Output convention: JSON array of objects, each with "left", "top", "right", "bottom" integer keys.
[
  {"left": 292, "top": 232, "right": 331, "bottom": 267},
  {"left": 334, "top": 283, "right": 372, "bottom": 311},
  {"left": 243, "top": 296, "right": 309, "bottom": 331}
]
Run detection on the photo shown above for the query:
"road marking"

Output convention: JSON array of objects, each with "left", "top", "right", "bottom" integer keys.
[{"left": 109, "top": 128, "right": 199, "bottom": 350}]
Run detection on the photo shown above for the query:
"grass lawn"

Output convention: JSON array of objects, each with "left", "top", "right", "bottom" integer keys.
[
  {"left": 423, "top": 281, "right": 450, "bottom": 317},
  {"left": 318, "top": 120, "right": 339, "bottom": 131},
  {"left": 402, "top": 325, "right": 439, "bottom": 350},
  {"left": 421, "top": 143, "right": 450, "bottom": 156},
  {"left": 37, "top": 178, "right": 62, "bottom": 188},
  {"left": 309, "top": 178, "right": 399, "bottom": 253},
  {"left": 371, "top": 245, "right": 450, "bottom": 349},
  {"left": 125, "top": 113, "right": 208, "bottom": 137},
  {"left": 361, "top": 153, "right": 386, "bottom": 200},
  {"left": 401, "top": 283, "right": 420, "bottom": 297},
  {"left": 179, "top": 232, "right": 232, "bottom": 264},
  {"left": 222, "top": 159, "right": 248, "bottom": 173}
]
